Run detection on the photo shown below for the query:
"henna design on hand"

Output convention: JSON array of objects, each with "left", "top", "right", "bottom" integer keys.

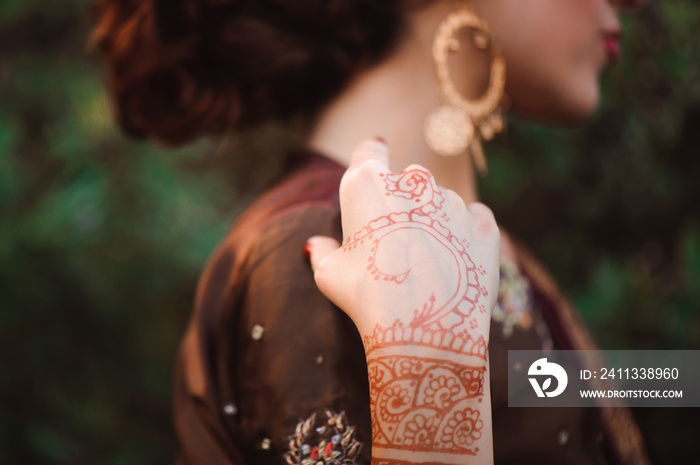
[
  {"left": 343, "top": 167, "right": 487, "bottom": 353},
  {"left": 369, "top": 355, "right": 485, "bottom": 454},
  {"left": 341, "top": 167, "right": 492, "bottom": 464}
]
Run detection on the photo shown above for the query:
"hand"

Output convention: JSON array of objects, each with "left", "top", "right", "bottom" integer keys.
[
  {"left": 307, "top": 139, "right": 500, "bottom": 342},
  {"left": 307, "top": 139, "right": 500, "bottom": 464}
]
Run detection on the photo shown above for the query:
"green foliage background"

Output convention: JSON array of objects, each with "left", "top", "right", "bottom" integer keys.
[{"left": 1, "top": 1, "right": 698, "bottom": 464}]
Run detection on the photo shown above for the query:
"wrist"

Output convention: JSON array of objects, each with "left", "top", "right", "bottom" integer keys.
[
  {"left": 364, "top": 320, "right": 492, "bottom": 464},
  {"left": 362, "top": 319, "right": 490, "bottom": 359}
]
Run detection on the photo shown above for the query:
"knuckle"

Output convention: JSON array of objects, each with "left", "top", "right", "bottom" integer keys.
[
  {"left": 340, "top": 160, "right": 386, "bottom": 196},
  {"left": 444, "top": 190, "right": 468, "bottom": 211},
  {"left": 468, "top": 203, "right": 497, "bottom": 232},
  {"left": 475, "top": 216, "right": 500, "bottom": 239},
  {"left": 358, "top": 159, "right": 384, "bottom": 175},
  {"left": 404, "top": 163, "right": 433, "bottom": 177},
  {"left": 313, "top": 259, "right": 333, "bottom": 290},
  {"left": 469, "top": 207, "right": 499, "bottom": 240},
  {"left": 468, "top": 202, "right": 495, "bottom": 219},
  {"left": 346, "top": 159, "right": 382, "bottom": 182}
]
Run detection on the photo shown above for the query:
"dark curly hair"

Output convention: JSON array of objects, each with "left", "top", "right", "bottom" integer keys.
[{"left": 90, "top": 0, "right": 406, "bottom": 145}]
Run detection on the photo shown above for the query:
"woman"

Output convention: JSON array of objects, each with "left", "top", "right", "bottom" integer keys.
[{"left": 91, "top": 0, "right": 651, "bottom": 464}]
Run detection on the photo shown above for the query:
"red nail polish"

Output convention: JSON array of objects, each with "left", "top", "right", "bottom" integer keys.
[{"left": 302, "top": 243, "right": 311, "bottom": 260}]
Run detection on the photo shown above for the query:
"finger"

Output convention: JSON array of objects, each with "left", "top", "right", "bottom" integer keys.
[
  {"left": 338, "top": 138, "right": 391, "bottom": 236},
  {"left": 466, "top": 203, "right": 500, "bottom": 317},
  {"left": 306, "top": 236, "right": 341, "bottom": 274},
  {"left": 443, "top": 189, "right": 471, "bottom": 235},
  {"left": 348, "top": 137, "right": 389, "bottom": 169},
  {"left": 467, "top": 202, "right": 498, "bottom": 238},
  {"left": 444, "top": 189, "right": 469, "bottom": 217},
  {"left": 306, "top": 236, "right": 350, "bottom": 312}
]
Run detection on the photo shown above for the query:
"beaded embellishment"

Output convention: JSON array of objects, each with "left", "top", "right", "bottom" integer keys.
[
  {"left": 492, "top": 259, "right": 534, "bottom": 338},
  {"left": 285, "top": 410, "right": 362, "bottom": 465}
]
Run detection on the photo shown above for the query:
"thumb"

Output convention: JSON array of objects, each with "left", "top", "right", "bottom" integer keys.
[{"left": 305, "top": 236, "right": 341, "bottom": 274}]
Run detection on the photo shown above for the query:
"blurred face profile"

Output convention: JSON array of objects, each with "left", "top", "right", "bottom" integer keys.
[{"left": 473, "top": 0, "right": 646, "bottom": 123}]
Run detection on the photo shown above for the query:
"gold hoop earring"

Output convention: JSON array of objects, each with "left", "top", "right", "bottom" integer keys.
[{"left": 424, "top": 2, "right": 506, "bottom": 175}]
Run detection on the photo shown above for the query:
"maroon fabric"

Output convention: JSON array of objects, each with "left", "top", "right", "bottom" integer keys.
[{"left": 173, "top": 152, "right": 623, "bottom": 465}]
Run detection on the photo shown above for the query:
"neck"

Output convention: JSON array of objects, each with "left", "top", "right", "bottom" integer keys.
[{"left": 308, "top": 1, "right": 489, "bottom": 206}]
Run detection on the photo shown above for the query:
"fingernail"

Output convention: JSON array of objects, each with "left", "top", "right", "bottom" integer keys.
[
  {"left": 374, "top": 136, "right": 386, "bottom": 144},
  {"left": 302, "top": 242, "right": 311, "bottom": 260}
]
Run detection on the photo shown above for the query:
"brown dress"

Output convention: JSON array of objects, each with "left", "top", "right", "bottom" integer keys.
[{"left": 173, "top": 152, "right": 650, "bottom": 465}]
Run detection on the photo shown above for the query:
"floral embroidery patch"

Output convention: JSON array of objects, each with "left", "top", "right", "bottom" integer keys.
[{"left": 285, "top": 410, "right": 362, "bottom": 465}]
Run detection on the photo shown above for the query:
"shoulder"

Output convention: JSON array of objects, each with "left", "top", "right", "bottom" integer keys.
[
  {"left": 174, "top": 152, "right": 371, "bottom": 464},
  {"left": 194, "top": 153, "right": 344, "bottom": 313},
  {"left": 225, "top": 152, "right": 343, "bottom": 263},
  {"left": 226, "top": 153, "right": 345, "bottom": 337},
  {"left": 212, "top": 155, "right": 370, "bottom": 460}
]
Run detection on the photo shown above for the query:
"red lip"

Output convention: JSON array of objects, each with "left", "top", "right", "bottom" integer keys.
[{"left": 603, "top": 30, "right": 622, "bottom": 63}]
